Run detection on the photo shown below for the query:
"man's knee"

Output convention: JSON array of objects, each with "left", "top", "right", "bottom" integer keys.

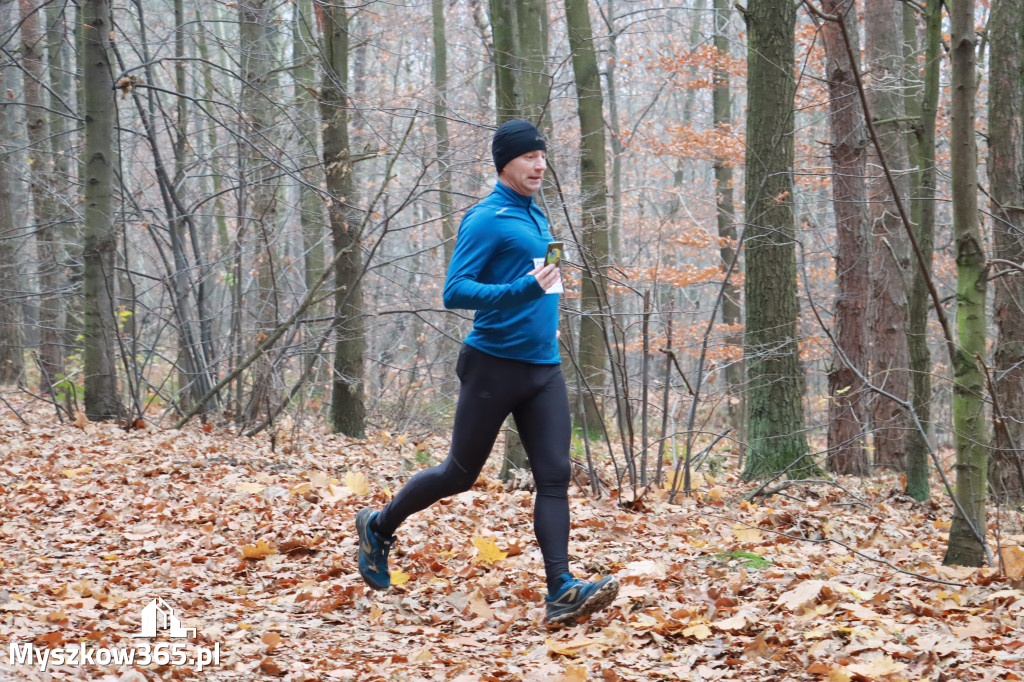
[
  {"left": 441, "top": 456, "right": 479, "bottom": 495},
  {"left": 535, "top": 457, "right": 570, "bottom": 497}
]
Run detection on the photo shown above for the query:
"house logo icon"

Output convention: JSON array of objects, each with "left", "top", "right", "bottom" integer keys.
[{"left": 133, "top": 598, "right": 196, "bottom": 639}]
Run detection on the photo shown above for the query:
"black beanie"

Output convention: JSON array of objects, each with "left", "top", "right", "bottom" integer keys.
[{"left": 492, "top": 119, "right": 547, "bottom": 174}]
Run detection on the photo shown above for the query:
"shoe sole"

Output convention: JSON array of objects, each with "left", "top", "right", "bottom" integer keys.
[
  {"left": 546, "top": 576, "right": 620, "bottom": 626},
  {"left": 355, "top": 508, "right": 390, "bottom": 591}
]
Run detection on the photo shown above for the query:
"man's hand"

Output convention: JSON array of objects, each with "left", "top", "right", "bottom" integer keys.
[{"left": 530, "top": 263, "right": 561, "bottom": 291}]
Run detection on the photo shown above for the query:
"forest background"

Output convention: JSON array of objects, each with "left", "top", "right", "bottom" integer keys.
[{"left": 1, "top": 0, "right": 1024, "bottom": 678}]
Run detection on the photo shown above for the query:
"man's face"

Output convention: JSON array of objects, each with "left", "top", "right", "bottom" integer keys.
[{"left": 499, "top": 150, "right": 547, "bottom": 197}]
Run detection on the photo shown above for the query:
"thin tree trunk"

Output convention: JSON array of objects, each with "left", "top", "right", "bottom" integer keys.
[
  {"left": 864, "top": 0, "right": 911, "bottom": 471},
  {"left": 239, "top": 0, "right": 282, "bottom": 422},
  {"left": 822, "top": 0, "right": 869, "bottom": 476},
  {"left": 0, "top": 2, "right": 24, "bottom": 384},
  {"left": 566, "top": 0, "right": 609, "bottom": 437},
  {"left": 489, "top": 0, "right": 519, "bottom": 124},
  {"left": 740, "top": 0, "right": 812, "bottom": 480},
  {"left": 21, "top": 0, "right": 65, "bottom": 395},
  {"left": 45, "top": 0, "right": 77, "bottom": 363},
  {"left": 905, "top": 0, "right": 941, "bottom": 501},
  {"left": 81, "top": 0, "right": 122, "bottom": 420},
  {"left": 603, "top": 0, "right": 623, "bottom": 264},
  {"left": 294, "top": 0, "right": 326, "bottom": 391},
  {"left": 320, "top": 1, "right": 366, "bottom": 438},
  {"left": 432, "top": 0, "right": 461, "bottom": 396},
  {"left": 713, "top": 0, "right": 745, "bottom": 465},
  {"left": 432, "top": 0, "right": 455, "bottom": 266},
  {"left": 987, "top": 0, "right": 1024, "bottom": 505},
  {"left": 172, "top": 0, "right": 196, "bottom": 410},
  {"left": 943, "top": 0, "right": 988, "bottom": 568}
]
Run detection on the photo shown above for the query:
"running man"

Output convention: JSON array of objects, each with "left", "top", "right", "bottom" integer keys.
[{"left": 355, "top": 119, "right": 619, "bottom": 626}]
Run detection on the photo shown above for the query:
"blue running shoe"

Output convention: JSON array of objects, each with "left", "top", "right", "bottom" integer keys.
[
  {"left": 355, "top": 508, "right": 395, "bottom": 590},
  {"left": 544, "top": 573, "right": 620, "bottom": 626}
]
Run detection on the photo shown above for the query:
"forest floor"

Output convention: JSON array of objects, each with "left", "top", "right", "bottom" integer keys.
[{"left": 1, "top": 403, "right": 1023, "bottom": 681}]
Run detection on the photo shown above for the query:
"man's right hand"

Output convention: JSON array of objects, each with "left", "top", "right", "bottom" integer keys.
[{"left": 530, "top": 263, "right": 561, "bottom": 291}]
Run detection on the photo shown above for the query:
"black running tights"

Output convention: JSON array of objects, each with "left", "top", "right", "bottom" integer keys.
[{"left": 373, "top": 344, "right": 571, "bottom": 592}]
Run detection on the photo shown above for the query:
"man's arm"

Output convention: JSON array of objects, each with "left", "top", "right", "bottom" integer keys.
[{"left": 442, "top": 217, "right": 544, "bottom": 311}]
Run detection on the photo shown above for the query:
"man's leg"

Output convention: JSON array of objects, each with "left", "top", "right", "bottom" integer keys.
[
  {"left": 512, "top": 365, "right": 572, "bottom": 594},
  {"left": 373, "top": 346, "right": 515, "bottom": 537}
]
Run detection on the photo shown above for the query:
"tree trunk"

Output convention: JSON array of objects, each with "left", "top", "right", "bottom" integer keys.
[
  {"left": 566, "top": 0, "right": 609, "bottom": 438},
  {"left": 713, "top": 0, "right": 745, "bottom": 465},
  {"left": 21, "top": 0, "right": 65, "bottom": 395},
  {"left": 905, "top": 0, "right": 941, "bottom": 501},
  {"left": 81, "top": 0, "right": 122, "bottom": 420},
  {"left": 320, "top": 2, "right": 367, "bottom": 438},
  {"left": 864, "top": 0, "right": 911, "bottom": 471},
  {"left": 943, "top": 0, "right": 988, "bottom": 567},
  {"left": 821, "top": 0, "right": 870, "bottom": 476},
  {"left": 740, "top": 0, "right": 812, "bottom": 480},
  {"left": 432, "top": 0, "right": 455, "bottom": 266},
  {"left": 489, "top": 0, "right": 520, "bottom": 124},
  {"left": 604, "top": 0, "right": 623, "bottom": 264},
  {"left": 172, "top": 0, "right": 197, "bottom": 411},
  {"left": 0, "top": 2, "right": 23, "bottom": 384},
  {"left": 294, "top": 0, "right": 327, "bottom": 392},
  {"left": 987, "top": 0, "right": 1024, "bottom": 505},
  {"left": 239, "top": 0, "right": 282, "bottom": 422},
  {"left": 45, "top": 0, "right": 78, "bottom": 367}
]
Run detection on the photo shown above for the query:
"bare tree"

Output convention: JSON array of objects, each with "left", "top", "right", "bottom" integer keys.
[
  {"left": 712, "top": 0, "right": 745, "bottom": 465},
  {"left": 0, "top": 0, "right": 24, "bottom": 384},
  {"left": 864, "top": 0, "right": 911, "bottom": 471},
  {"left": 821, "top": 0, "right": 869, "bottom": 475},
  {"left": 21, "top": 0, "right": 65, "bottom": 394},
  {"left": 566, "top": 0, "right": 610, "bottom": 438},
  {"left": 320, "top": 0, "right": 367, "bottom": 437},
  {"left": 987, "top": 0, "right": 1024, "bottom": 504},
  {"left": 81, "top": 0, "right": 122, "bottom": 420},
  {"left": 905, "top": 0, "right": 941, "bottom": 501},
  {"left": 943, "top": 0, "right": 988, "bottom": 567},
  {"left": 741, "top": 0, "right": 812, "bottom": 479}
]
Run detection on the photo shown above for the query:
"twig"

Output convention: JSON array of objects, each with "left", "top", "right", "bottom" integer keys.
[
  {"left": 751, "top": 478, "right": 870, "bottom": 508},
  {"left": 697, "top": 509, "right": 971, "bottom": 588},
  {"left": 0, "top": 394, "right": 28, "bottom": 424}
]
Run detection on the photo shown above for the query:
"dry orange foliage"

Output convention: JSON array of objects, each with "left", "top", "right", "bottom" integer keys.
[{"left": 1, "top": 403, "right": 1022, "bottom": 680}]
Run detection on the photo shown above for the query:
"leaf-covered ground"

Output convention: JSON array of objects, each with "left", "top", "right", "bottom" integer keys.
[{"left": 1, "top": 405, "right": 1023, "bottom": 681}]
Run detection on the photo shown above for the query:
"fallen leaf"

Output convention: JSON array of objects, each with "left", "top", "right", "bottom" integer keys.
[
  {"left": 62, "top": 466, "right": 93, "bottom": 478},
  {"left": 390, "top": 568, "right": 411, "bottom": 586},
  {"left": 682, "top": 623, "right": 712, "bottom": 640},
  {"left": 713, "top": 613, "right": 749, "bottom": 631},
  {"left": 743, "top": 630, "right": 774, "bottom": 658},
  {"left": 1000, "top": 545, "right": 1024, "bottom": 579},
  {"left": 236, "top": 481, "right": 265, "bottom": 494},
  {"left": 469, "top": 590, "right": 494, "bottom": 620},
  {"left": 242, "top": 540, "right": 277, "bottom": 559},
  {"left": 620, "top": 560, "right": 667, "bottom": 579},
  {"left": 546, "top": 637, "right": 599, "bottom": 656},
  {"left": 827, "top": 669, "right": 852, "bottom": 682},
  {"left": 262, "top": 632, "right": 282, "bottom": 651},
  {"left": 73, "top": 411, "right": 90, "bottom": 429},
  {"left": 471, "top": 536, "right": 507, "bottom": 566},
  {"left": 776, "top": 580, "right": 827, "bottom": 612},
  {"left": 259, "top": 657, "right": 284, "bottom": 675},
  {"left": 345, "top": 471, "right": 369, "bottom": 495},
  {"left": 846, "top": 655, "right": 906, "bottom": 677},
  {"left": 560, "top": 664, "right": 588, "bottom": 682},
  {"left": 733, "top": 523, "right": 762, "bottom": 543}
]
